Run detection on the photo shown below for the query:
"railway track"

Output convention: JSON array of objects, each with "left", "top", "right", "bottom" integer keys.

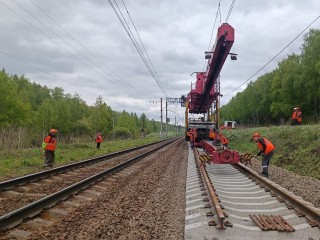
[
  {"left": 1, "top": 139, "right": 319, "bottom": 239},
  {"left": 185, "top": 147, "right": 320, "bottom": 240},
  {"left": 0, "top": 138, "right": 178, "bottom": 236}
]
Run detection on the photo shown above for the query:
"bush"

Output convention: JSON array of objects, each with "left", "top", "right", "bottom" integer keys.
[{"left": 112, "top": 127, "right": 133, "bottom": 140}]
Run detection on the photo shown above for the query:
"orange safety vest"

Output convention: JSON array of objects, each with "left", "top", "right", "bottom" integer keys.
[
  {"left": 291, "top": 111, "right": 298, "bottom": 120},
  {"left": 257, "top": 137, "right": 275, "bottom": 155},
  {"left": 220, "top": 135, "right": 229, "bottom": 145},
  {"left": 44, "top": 135, "right": 57, "bottom": 151},
  {"left": 209, "top": 129, "right": 215, "bottom": 139},
  {"left": 96, "top": 134, "right": 103, "bottom": 143},
  {"left": 297, "top": 111, "right": 302, "bottom": 123},
  {"left": 190, "top": 132, "right": 195, "bottom": 141}
]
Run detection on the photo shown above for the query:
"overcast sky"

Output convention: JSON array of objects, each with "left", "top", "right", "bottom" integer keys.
[{"left": 1, "top": 0, "right": 319, "bottom": 125}]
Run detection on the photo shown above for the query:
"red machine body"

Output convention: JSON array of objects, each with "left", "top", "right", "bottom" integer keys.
[
  {"left": 186, "top": 23, "right": 239, "bottom": 164},
  {"left": 201, "top": 141, "right": 240, "bottom": 164}
]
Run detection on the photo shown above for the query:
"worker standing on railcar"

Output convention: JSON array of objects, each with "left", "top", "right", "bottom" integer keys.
[
  {"left": 43, "top": 129, "right": 58, "bottom": 167},
  {"left": 252, "top": 132, "right": 275, "bottom": 177},
  {"left": 95, "top": 132, "right": 103, "bottom": 149}
]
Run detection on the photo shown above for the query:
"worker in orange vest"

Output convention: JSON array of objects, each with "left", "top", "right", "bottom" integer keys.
[
  {"left": 252, "top": 132, "right": 275, "bottom": 177},
  {"left": 291, "top": 107, "right": 302, "bottom": 125},
  {"left": 43, "top": 129, "right": 58, "bottom": 167},
  {"left": 95, "top": 132, "right": 103, "bottom": 149},
  {"left": 296, "top": 107, "right": 302, "bottom": 125},
  {"left": 219, "top": 133, "right": 229, "bottom": 149},
  {"left": 189, "top": 129, "right": 195, "bottom": 149},
  {"left": 212, "top": 129, "right": 220, "bottom": 146}
]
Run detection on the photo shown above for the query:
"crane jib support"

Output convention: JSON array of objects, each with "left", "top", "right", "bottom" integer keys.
[
  {"left": 196, "top": 23, "right": 234, "bottom": 113},
  {"left": 198, "top": 47, "right": 226, "bottom": 113}
]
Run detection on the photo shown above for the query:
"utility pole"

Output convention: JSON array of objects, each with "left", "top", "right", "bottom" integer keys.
[
  {"left": 165, "top": 100, "right": 168, "bottom": 135},
  {"left": 149, "top": 98, "right": 163, "bottom": 138},
  {"left": 112, "top": 113, "right": 115, "bottom": 141},
  {"left": 160, "top": 98, "right": 163, "bottom": 137},
  {"left": 141, "top": 115, "right": 146, "bottom": 138},
  {"left": 175, "top": 116, "right": 177, "bottom": 136},
  {"left": 150, "top": 97, "right": 186, "bottom": 138},
  {"left": 165, "top": 97, "right": 185, "bottom": 136}
]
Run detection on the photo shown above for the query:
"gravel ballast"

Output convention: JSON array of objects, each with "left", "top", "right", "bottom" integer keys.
[{"left": 7, "top": 139, "right": 318, "bottom": 240}]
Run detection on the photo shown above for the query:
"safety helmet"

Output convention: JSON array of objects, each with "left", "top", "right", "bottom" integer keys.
[
  {"left": 50, "top": 129, "right": 58, "bottom": 134},
  {"left": 252, "top": 132, "right": 260, "bottom": 138}
]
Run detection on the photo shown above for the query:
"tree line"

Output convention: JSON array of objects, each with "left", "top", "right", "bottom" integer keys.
[
  {"left": 220, "top": 29, "right": 320, "bottom": 126},
  {"left": 0, "top": 69, "right": 170, "bottom": 149}
]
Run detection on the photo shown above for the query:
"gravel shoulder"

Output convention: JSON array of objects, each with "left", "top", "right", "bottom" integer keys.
[
  {"left": 249, "top": 158, "right": 320, "bottom": 208},
  {"left": 11, "top": 139, "right": 319, "bottom": 240},
  {"left": 26, "top": 139, "right": 188, "bottom": 240}
]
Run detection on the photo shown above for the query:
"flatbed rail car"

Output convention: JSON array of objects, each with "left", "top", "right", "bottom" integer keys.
[{"left": 185, "top": 119, "right": 215, "bottom": 145}]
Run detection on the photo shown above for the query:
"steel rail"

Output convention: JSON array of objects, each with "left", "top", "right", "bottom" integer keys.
[
  {"left": 235, "top": 163, "right": 320, "bottom": 227},
  {"left": 0, "top": 138, "right": 178, "bottom": 231},
  {"left": 0, "top": 138, "right": 172, "bottom": 191},
  {"left": 193, "top": 148, "right": 225, "bottom": 229}
]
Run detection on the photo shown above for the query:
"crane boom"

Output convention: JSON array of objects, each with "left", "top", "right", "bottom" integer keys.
[
  {"left": 198, "top": 23, "right": 234, "bottom": 113},
  {"left": 188, "top": 23, "right": 234, "bottom": 114}
]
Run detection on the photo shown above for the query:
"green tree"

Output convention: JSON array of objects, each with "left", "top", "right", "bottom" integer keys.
[
  {"left": 300, "top": 29, "right": 320, "bottom": 120},
  {"left": 0, "top": 69, "right": 29, "bottom": 126},
  {"left": 90, "top": 96, "right": 112, "bottom": 136}
]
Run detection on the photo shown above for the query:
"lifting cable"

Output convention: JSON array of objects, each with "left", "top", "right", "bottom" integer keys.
[{"left": 225, "top": 0, "right": 235, "bottom": 23}]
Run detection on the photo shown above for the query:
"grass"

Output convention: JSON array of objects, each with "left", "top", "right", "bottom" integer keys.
[
  {"left": 1, "top": 127, "right": 318, "bottom": 181},
  {"left": 222, "top": 124, "right": 320, "bottom": 180},
  {"left": 0, "top": 136, "right": 169, "bottom": 181}
]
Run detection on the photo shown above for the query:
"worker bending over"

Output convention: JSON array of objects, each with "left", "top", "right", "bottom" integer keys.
[{"left": 252, "top": 132, "right": 275, "bottom": 177}]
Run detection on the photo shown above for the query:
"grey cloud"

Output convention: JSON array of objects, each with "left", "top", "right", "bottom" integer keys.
[{"left": 1, "top": 0, "right": 319, "bottom": 123}]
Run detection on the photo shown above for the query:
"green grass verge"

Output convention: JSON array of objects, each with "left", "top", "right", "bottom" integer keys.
[{"left": 0, "top": 136, "right": 167, "bottom": 181}]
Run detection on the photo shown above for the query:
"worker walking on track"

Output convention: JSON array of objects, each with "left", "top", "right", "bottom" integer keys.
[
  {"left": 252, "top": 132, "right": 275, "bottom": 177},
  {"left": 43, "top": 129, "right": 58, "bottom": 167},
  {"left": 95, "top": 132, "right": 103, "bottom": 149}
]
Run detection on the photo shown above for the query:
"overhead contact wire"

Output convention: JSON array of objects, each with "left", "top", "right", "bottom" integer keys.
[
  {"left": 30, "top": 0, "right": 143, "bottom": 97},
  {"left": 224, "top": 15, "right": 320, "bottom": 97},
  {"left": 109, "top": 0, "right": 168, "bottom": 97},
  {"left": 121, "top": 0, "right": 168, "bottom": 97}
]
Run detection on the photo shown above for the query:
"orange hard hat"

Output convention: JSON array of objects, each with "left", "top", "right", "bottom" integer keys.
[
  {"left": 50, "top": 129, "right": 58, "bottom": 134},
  {"left": 252, "top": 132, "right": 260, "bottom": 138}
]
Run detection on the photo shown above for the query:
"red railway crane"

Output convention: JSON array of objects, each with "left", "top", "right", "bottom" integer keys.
[{"left": 185, "top": 23, "right": 239, "bottom": 164}]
